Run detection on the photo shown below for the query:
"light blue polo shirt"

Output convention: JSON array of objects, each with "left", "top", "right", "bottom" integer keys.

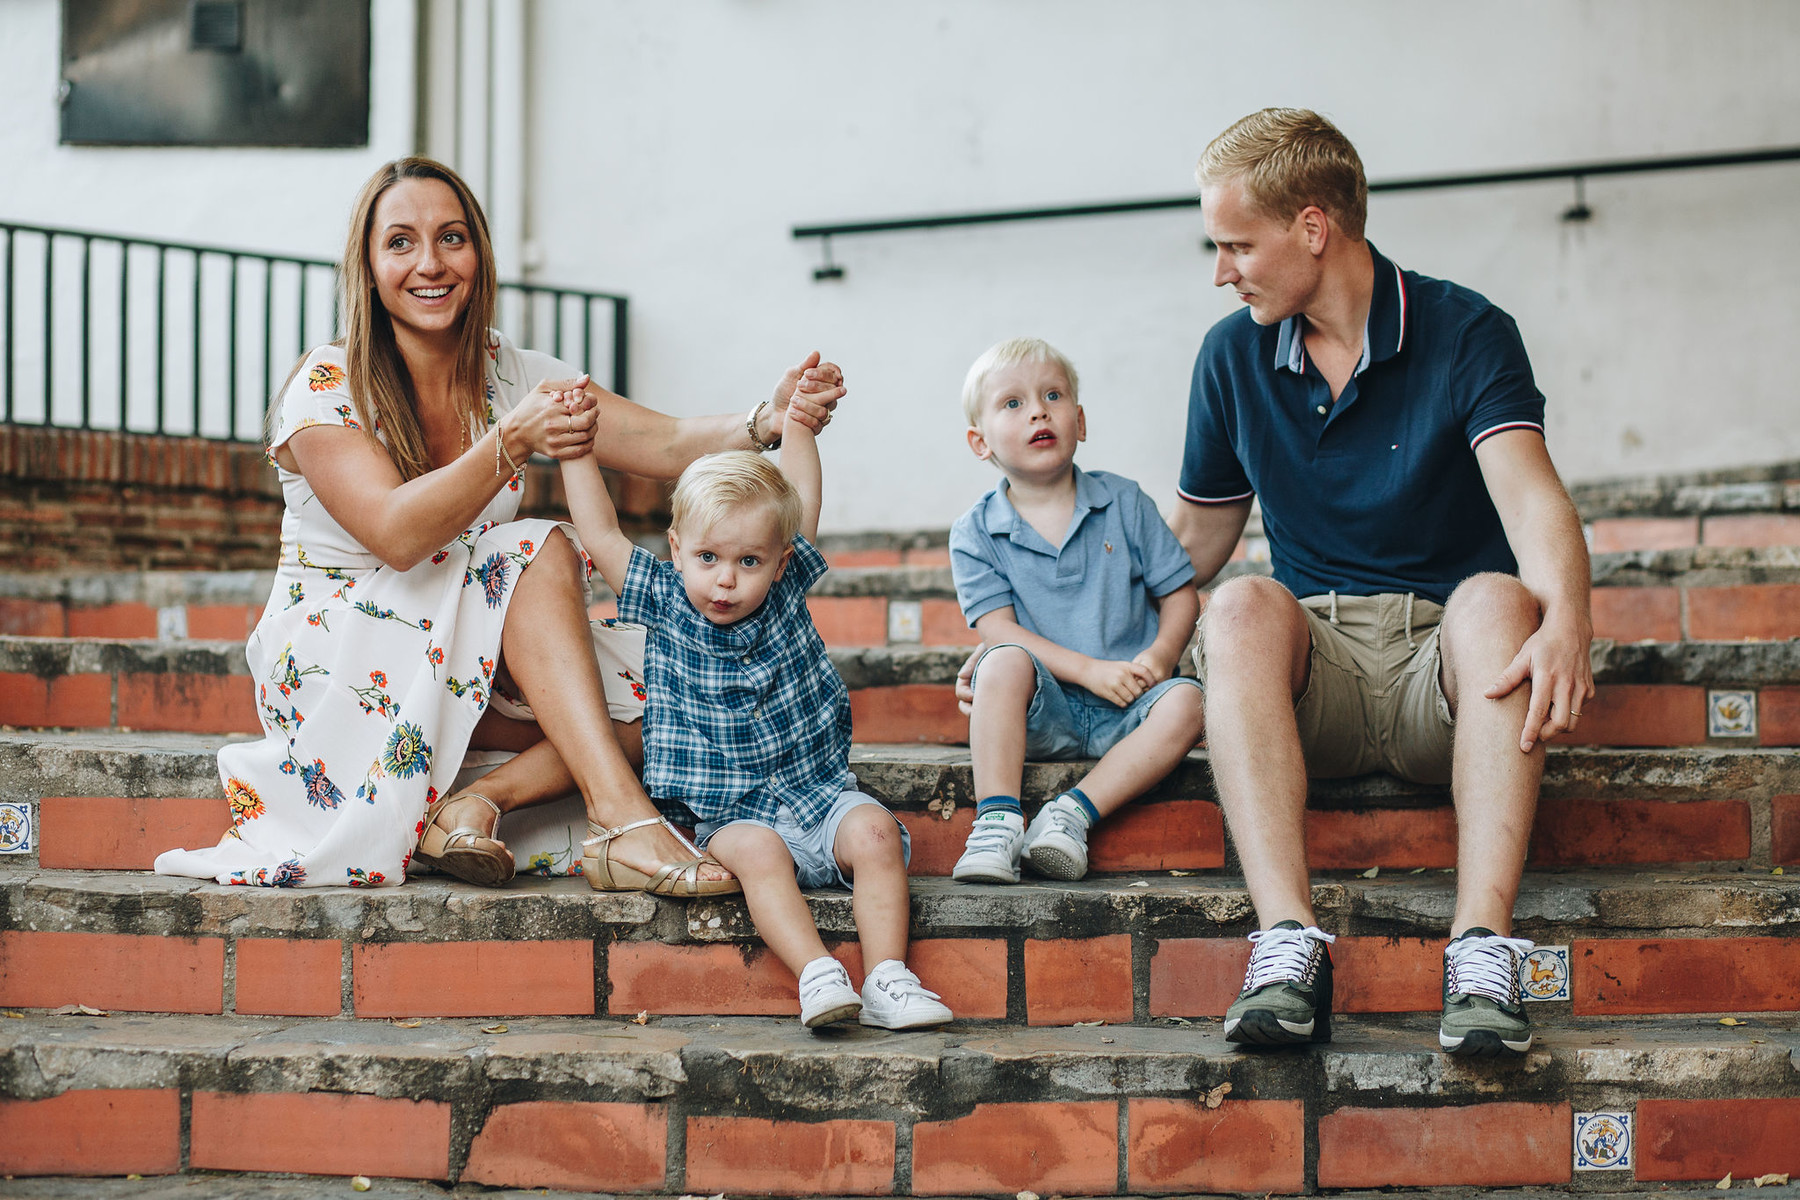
[{"left": 950, "top": 467, "right": 1196, "bottom": 688}]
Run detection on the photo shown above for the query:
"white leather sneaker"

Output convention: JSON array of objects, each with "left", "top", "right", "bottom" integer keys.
[
  {"left": 952, "top": 809, "right": 1026, "bottom": 883},
  {"left": 1023, "top": 793, "right": 1091, "bottom": 880},
  {"left": 798, "top": 957, "right": 862, "bottom": 1028},
  {"left": 859, "top": 959, "right": 954, "bottom": 1029}
]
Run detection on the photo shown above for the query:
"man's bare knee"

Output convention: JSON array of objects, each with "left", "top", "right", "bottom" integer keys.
[
  {"left": 1443, "top": 573, "right": 1540, "bottom": 646},
  {"left": 1202, "top": 577, "right": 1309, "bottom": 691}
]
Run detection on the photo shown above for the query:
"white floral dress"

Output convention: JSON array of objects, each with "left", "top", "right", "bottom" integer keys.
[{"left": 155, "top": 332, "right": 632, "bottom": 887}]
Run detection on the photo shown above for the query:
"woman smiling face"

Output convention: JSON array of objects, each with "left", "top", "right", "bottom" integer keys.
[{"left": 368, "top": 177, "right": 479, "bottom": 346}]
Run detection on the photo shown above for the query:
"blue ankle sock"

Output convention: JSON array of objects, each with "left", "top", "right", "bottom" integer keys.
[
  {"left": 976, "top": 795, "right": 1023, "bottom": 819},
  {"left": 1061, "top": 787, "right": 1099, "bottom": 827}
]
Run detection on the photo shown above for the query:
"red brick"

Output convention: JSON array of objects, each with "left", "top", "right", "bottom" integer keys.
[
  {"left": 608, "top": 943, "right": 849, "bottom": 1016},
  {"left": 0, "top": 1089, "right": 181, "bottom": 1175},
  {"left": 1636, "top": 1098, "right": 1800, "bottom": 1181},
  {"left": 1590, "top": 516, "right": 1698, "bottom": 553},
  {"left": 464, "top": 1101, "right": 667, "bottom": 1192},
  {"left": 237, "top": 938, "right": 344, "bottom": 1016},
  {"left": 353, "top": 941, "right": 594, "bottom": 1017},
  {"left": 849, "top": 685, "right": 967, "bottom": 743},
  {"left": 913, "top": 1101, "right": 1118, "bottom": 1196},
  {"left": 903, "top": 546, "right": 950, "bottom": 566},
  {"left": 896, "top": 808, "right": 975, "bottom": 876},
  {"left": 1590, "top": 586, "right": 1682, "bottom": 642},
  {"left": 0, "top": 672, "right": 112, "bottom": 728},
  {"left": 1561, "top": 684, "right": 1705, "bottom": 747},
  {"left": 1317, "top": 1103, "right": 1570, "bottom": 1187},
  {"left": 190, "top": 1091, "right": 451, "bottom": 1178},
  {"left": 1760, "top": 687, "right": 1800, "bottom": 746},
  {"left": 686, "top": 1116, "right": 895, "bottom": 1195},
  {"left": 1307, "top": 807, "right": 1457, "bottom": 869},
  {"left": 1573, "top": 937, "right": 1800, "bottom": 1014},
  {"left": 1702, "top": 513, "right": 1800, "bottom": 547},
  {"left": 1089, "top": 800, "right": 1225, "bottom": 871},
  {"left": 0, "top": 597, "right": 64, "bottom": 637},
  {"left": 1775, "top": 795, "right": 1800, "bottom": 866},
  {"left": 1128, "top": 1098, "right": 1304, "bottom": 1194},
  {"left": 0, "top": 931, "right": 223, "bottom": 1013},
  {"left": 1024, "top": 934, "right": 1133, "bottom": 1025},
  {"left": 1687, "top": 584, "right": 1800, "bottom": 641},
  {"left": 66, "top": 603, "right": 158, "bottom": 639},
  {"left": 824, "top": 547, "right": 902, "bottom": 568},
  {"left": 116, "top": 672, "right": 258, "bottom": 733},
  {"left": 1332, "top": 936, "right": 1445, "bottom": 1012},
  {"left": 1149, "top": 938, "right": 1249, "bottom": 1019},
  {"left": 920, "top": 598, "right": 982, "bottom": 646},
  {"left": 908, "top": 938, "right": 1008, "bottom": 1019},
  {"left": 1529, "top": 796, "right": 1750, "bottom": 865},
  {"left": 186, "top": 603, "right": 257, "bottom": 640},
  {"left": 807, "top": 596, "right": 888, "bottom": 647},
  {"left": 36, "top": 795, "right": 231, "bottom": 869}
]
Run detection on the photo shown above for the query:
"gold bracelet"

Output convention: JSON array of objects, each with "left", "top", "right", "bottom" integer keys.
[
  {"left": 497, "top": 420, "right": 522, "bottom": 477},
  {"left": 745, "top": 398, "right": 781, "bottom": 452}
]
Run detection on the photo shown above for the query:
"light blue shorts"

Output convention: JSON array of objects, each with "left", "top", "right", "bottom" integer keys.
[
  {"left": 695, "top": 789, "right": 911, "bottom": 889},
  {"left": 973, "top": 642, "right": 1204, "bottom": 761}
]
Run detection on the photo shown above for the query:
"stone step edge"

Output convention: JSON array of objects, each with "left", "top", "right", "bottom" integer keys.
[{"left": 1, "top": 1012, "right": 1795, "bottom": 1193}]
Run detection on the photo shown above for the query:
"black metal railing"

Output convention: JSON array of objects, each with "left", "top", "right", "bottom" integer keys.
[
  {"left": 792, "top": 144, "right": 1800, "bottom": 277},
  {"left": 0, "top": 221, "right": 628, "bottom": 441}
]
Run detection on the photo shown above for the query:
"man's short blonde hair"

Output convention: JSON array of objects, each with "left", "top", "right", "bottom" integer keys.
[
  {"left": 961, "top": 337, "right": 1081, "bottom": 428},
  {"left": 669, "top": 451, "right": 803, "bottom": 545},
  {"left": 1196, "top": 108, "right": 1367, "bottom": 240}
]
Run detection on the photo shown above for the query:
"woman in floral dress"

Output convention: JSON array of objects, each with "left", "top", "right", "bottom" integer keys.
[{"left": 154, "top": 157, "right": 839, "bottom": 890}]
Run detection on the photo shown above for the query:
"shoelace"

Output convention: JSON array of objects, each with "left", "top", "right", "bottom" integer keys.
[
  {"left": 1445, "top": 933, "right": 1536, "bottom": 1003},
  {"left": 871, "top": 967, "right": 943, "bottom": 1005},
  {"left": 964, "top": 815, "right": 1020, "bottom": 855},
  {"left": 1243, "top": 925, "right": 1336, "bottom": 990}
]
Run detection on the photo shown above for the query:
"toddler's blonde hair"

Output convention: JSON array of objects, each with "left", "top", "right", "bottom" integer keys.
[
  {"left": 960, "top": 337, "right": 1080, "bottom": 428},
  {"left": 669, "top": 451, "right": 803, "bottom": 545}
]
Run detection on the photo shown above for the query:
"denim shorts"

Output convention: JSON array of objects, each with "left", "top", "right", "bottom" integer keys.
[
  {"left": 695, "top": 789, "right": 911, "bottom": 889},
  {"left": 972, "top": 642, "right": 1204, "bottom": 761}
]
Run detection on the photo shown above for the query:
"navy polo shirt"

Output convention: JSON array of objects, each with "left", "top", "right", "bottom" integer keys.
[{"left": 1178, "top": 243, "right": 1545, "bottom": 606}]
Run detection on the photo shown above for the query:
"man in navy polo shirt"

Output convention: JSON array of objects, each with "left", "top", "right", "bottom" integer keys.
[{"left": 1169, "top": 109, "right": 1595, "bottom": 1057}]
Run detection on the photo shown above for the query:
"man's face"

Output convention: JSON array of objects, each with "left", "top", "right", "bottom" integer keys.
[{"left": 1202, "top": 177, "right": 1320, "bottom": 326}]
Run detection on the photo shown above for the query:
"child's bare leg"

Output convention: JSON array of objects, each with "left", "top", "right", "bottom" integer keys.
[
  {"left": 1072, "top": 684, "right": 1207, "bottom": 813},
  {"left": 706, "top": 824, "right": 829, "bottom": 977},
  {"left": 969, "top": 646, "right": 1034, "bottom": 800},
  {"left": 834, "top": 805, "right": 911, "bottom": 967}
]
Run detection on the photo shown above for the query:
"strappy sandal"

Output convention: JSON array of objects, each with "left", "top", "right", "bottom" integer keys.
[
  {"left": 414, "top": 793, "right": 515, "bottom": 887},
  {"left": 581, "top": 816, "right": 741, "bottom": 897}
]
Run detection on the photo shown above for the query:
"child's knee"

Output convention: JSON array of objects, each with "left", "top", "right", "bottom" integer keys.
[
  {"left": 709, "top": 824, "right": 792, "bottom": 875},
  {"left": 1154, "top": 683, "right": 1206, "bottom": 734},
  {"left": 835, "top": 809, "right": 904, "bottom": 870},
  {"left": 972, "top": 645, "right": 1035, "bottom": 702}
]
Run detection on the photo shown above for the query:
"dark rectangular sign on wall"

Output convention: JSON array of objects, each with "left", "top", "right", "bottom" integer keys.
[{"left": 60, "top": 0, "right": 371, "bottom": 147}]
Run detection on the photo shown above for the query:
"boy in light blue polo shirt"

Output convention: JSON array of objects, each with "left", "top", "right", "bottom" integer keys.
[{"left": 949, "top": 337, "right": 1206, "bottom": 883}]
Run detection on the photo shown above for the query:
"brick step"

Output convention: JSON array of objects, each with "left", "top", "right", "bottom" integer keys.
[
  {"left": 3, "top": 864, "right": 1797, "bottom": 1022},
  {"left": 1, "top": 1010, "right": 1795, "bottom": 1190},
  {"left": 6, "top": 634, "right": 1800, "bottom": 745},
  {"left": 1570, "top": 460, "right": 1800, "bottom": 521},
  {"left": 4, "top": 731, "right": 1798, "bottom": 872}
]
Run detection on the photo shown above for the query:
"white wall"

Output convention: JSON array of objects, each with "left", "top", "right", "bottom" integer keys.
[{"left": 5, "top": 1, "right": 1798, "bottom": 530}]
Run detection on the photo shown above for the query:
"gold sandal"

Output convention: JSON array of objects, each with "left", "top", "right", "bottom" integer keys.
[
  {"left": 414, "top": 793, "right": 515, "bottom": 887},
  {"left": 581, "top": 816, "right": 740, "bottom": 897}
]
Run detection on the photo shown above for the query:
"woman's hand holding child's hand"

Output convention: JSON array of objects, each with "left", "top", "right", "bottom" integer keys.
[{"left": 509, "top": 373, "right": 598, "bottom": 460}]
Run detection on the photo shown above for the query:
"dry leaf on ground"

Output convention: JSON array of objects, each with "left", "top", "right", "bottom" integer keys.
[
  {"left": 482, "top": 1023, "right": 509, "bottom": 1034},
  {"left": 390, "top": 1018, "right": 422, "bottom": 1029},
  {"left": 1203, "top": 1082, "right": 1233, "bottom": 1108},
  {"left": 633, "top": 1010, "right": 651, "bottom": 1025},
  {"left": 49, "top": 1004, "right": 107, "bottom": 1016},
  {"left": 1360, "top": 866, "right": 1379, "bottom": 878},
  {"left": 350, "top": 1178, "right": 372, "bottom": 1193},
  {"left": 1754, "top": 1174, "right": 1790, "bottom": 1187},
  {"left": 1717, "top": 1174, "right": 1733, "bottom": 1190}
]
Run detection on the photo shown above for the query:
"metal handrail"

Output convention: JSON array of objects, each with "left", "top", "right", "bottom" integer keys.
[
  {"left": 792, "top": 144, "right": 1800, "bottom": 276},
  {"left": 0, "top": 220, "right": 629, "bottom": 441}
]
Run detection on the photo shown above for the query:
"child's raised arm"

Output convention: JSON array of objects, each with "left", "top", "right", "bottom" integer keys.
[
  {"left": 553, "top": 381, "right": 636, "bottom": 596},
  {"left": 779, "top": 370, "right": 831, "bottom": 544}
]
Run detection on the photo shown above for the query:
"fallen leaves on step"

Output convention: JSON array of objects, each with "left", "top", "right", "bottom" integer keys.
[
  {"left": 1127, "top": 880, "right": 1149, "bottom": 887},
  {"left": 926, "top": 797, "right": 956, "bottom": 821},
  {"left": 1360, "top": 867, "right": 1379, "bottom": 878},
  {"left": 1754, "top": 1174, "right": 1790, "bottom": 1187},
  {"left": 1073, "top": 1019, "right": 1107, "bottom": 1027},
  {"left": 1719, "top": 1017, "right": 1745, "bottom": 1026},
  {"left": 351, "top": 1178, "right": 372, "bottom": 1193},
  {"left": 1717, "top": 1174, "right": 1733, "bottom": 1189},
  {"left": 1169, "top": 870, "right": 1193, "bottom": 876},
  {"left": 2, "top": 1011, "right": 22, "bottom": 1019},
  {"left": 1774, "top": 867, "right": 1785, "bottom": 875},
  {"left": 1101, "top": 1036, "right": 1114, "bottom": 1044},
  {"left": 1016, "top": 1191, "right": 1039, "bottom": 1200},
  {"left": 1203, "top": 1082, "right": 1233, "bottom": 1109},
  {"left": 482, "top": 1023, "right": 509, "bottom": 1034},
  {"left": 390, "top": 1018, "right": 422, "bottom": 1029},
  {"left": 49, "top": 1004, "right": 106, "bottom": 1017},
  {"left": 633, "top": 1010, "right": 651, "bottom": 1025},
  {"left": 1409, "top": 867, "right": 1426, "bottom": 874}
]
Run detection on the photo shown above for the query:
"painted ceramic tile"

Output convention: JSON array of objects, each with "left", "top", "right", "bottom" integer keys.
[
  {"left": 1574, "top": 1110, "right": 1633, "bottom": 1172},
  {"left": 0, "top": 802, "right": 31, "bottom": 855},
  {"left": 1708, "top": 690, "right": 1757, "bottom": 738},
  {"left": 1521, "top": 945, "right": 1571, "bottom": 1002},
  {"left": 887, "top": 599, "right": 923, "bottom": 644}
]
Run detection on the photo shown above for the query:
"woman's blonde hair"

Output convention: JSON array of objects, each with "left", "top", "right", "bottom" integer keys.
[
  {"left": 333, "top": 157, "right": 499, "bottom": 480},
  {"left": 960, "top": 336, "right": 1080, "bottom": 428},
  {"left": 670, "top": 451, "right": 803, "bottom": 546},
  {"left": 1196, "top": 108, "right": 1367, "bottom": 241}
]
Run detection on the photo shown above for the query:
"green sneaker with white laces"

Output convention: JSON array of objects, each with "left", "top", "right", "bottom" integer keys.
[
  {"left": 1224, "top": 920, "right": 1336, "bottom": 1046},
  {"left": 1439, "top": 927, "right": 1535, "bottom": 1057}
]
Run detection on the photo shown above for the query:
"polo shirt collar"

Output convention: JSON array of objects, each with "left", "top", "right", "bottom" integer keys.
[
  {"left": 1273, "top": 242, "right": 1410, "bottom": 377},
  {"left": 984, "top": 465, "right": 1113, "bottom": 551}
]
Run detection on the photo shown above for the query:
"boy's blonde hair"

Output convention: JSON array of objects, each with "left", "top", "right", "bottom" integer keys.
[
  {"left": 1196, "top": 108, "right": 1367, "bottom": 241},
  {"left": 669, "top": 450, "right": 803, "bottom": 545},
  {"left": 960, "top": 337, "right": 1081, "bottom": 428}
]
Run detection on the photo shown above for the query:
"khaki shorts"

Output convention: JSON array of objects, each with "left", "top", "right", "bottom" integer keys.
[{"left": 1196, "top": 592, "right": 1455, "bottom": 785}]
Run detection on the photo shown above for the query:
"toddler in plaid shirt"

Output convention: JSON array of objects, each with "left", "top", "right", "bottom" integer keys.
[{"left": 558, "top": 369, "right": 953, "bottom": 1032}]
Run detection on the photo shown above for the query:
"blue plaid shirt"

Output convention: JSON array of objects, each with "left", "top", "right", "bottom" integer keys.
[{"left": 618, "top": 536, "right": 854, "bottom": 830}]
